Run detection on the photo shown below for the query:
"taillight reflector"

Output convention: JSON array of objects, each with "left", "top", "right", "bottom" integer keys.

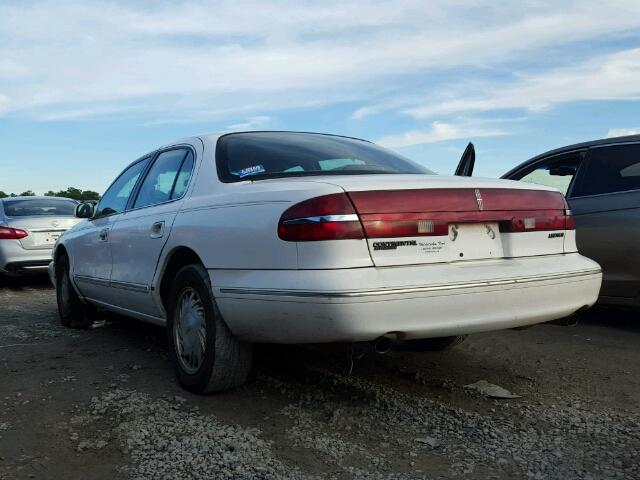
[
  {"left": 565, "top": 210, "right": 576, "bottom": 230},
  {"left": 360, "top": 210, "right": 571, "bottom": 238},
  {"left": 0, "top": 227, "right": 28, "bottom": 240},
  {"left": 499, "top": 210, "right": 568, "bottom": 233},
  {"left": 278, "top": 193, "right": 365, "bottom": 241}
]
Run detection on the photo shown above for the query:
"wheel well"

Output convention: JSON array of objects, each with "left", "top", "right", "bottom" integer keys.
[
  {"left": 54, "top": 245, "right": 68, "bottom": 264},
  {"left": 159, "top": 247, "right": 203, "bottom": 309}
]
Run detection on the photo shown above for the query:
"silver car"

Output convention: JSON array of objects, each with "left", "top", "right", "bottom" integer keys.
[
  {"left": 456, "top": 134, "right": 640, "bottom": 308},
  {"left": 0, "top": 196, "right": 81, "bottom": 276}
]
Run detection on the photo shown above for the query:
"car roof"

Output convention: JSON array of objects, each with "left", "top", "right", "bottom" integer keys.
[
  {"left": 153, "top": 130, "right": 375, "bottom": 158},
  {"left": 503, "top": 133, "right": 640, "bottom": 178},
  {"left": 530, "top": 133, "right": 640, "bottom": 160},
  {"left": 1, "top": 196, "right": 77, "bottom": 202},
  {"left": 197, "top": 130, "right": 373, "bottom": 145},
  {"left": 121, "top": 131, "right": 376, "bottom": 177}
]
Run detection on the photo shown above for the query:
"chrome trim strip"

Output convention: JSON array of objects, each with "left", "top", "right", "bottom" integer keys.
[
  {"left": 74, "top": 275, "right": 149, "bottom": 292},
  {"left": 219, "top": 268, "right": 601, "bottom": 298},
  {"left": 571, "top": 187, "right": 640, "bottom": 200},
  {"left": 283, "top": 214, "right": 359, "bottom": 224},
  {"left": 110, "top": 280, "right": 150, "bottom": 293},
  {"left": 29, "top": 228, "right": 67, "bottom": 233},
  {"left": 86, "top": 298, "right": 165, "bottom": 326},
  {"left": 74, "top": 275, "right": 110, "bottom": 287}
]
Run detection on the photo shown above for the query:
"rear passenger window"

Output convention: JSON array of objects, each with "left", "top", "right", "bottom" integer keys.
[
  {"left": 574, "top": 144, "right": 640, "bottom": 196},
  {"left": 134, "top": 149, "right": 192, "bottom": 208},
  {"left": 171, "top": 151, "right": 194, "bottom": 200}
]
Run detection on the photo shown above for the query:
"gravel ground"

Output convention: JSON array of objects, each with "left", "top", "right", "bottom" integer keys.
[{"left": 0, "top": 276, "right": 639, "bottom": 479}]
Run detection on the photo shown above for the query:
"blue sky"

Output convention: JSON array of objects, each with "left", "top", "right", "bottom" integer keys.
[{"left": 2, "top": 0, "right": 640, "bottom": 194}]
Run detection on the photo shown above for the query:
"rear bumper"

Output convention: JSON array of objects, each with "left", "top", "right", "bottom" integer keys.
[
  {"left": 0, "top": 241, "right": 53, "bottom": 276},
  {"left": 212, "top": 253, "right": 602, "bottom": 343}
]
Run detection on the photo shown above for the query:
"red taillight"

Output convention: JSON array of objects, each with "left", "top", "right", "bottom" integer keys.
[
  {"left": 348, "top": 188, "right": 567, "bottom": 213},
  {"left": 0, "top": 227, "right": 28, "bottom": 239},
  {"left": 278, "top": 189, "right": 573, "bottom": 241},
  {"left": 564, "top": 210, "right": 576, "bottom": 230},
  {"left": 499, "top": 210, "right": 568, "bottom": 233},
  {"left": 278, "top": 193, "right": 365, "bottom": 241}
]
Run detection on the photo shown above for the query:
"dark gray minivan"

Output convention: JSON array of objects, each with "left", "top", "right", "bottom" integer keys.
[{"left": 456, "top": 135, "right": 640, "bottom": 308}]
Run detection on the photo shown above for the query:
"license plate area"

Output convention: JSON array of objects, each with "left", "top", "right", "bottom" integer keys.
[
  {"left": 448, "top": 223, "right": 503, "bottom": 261},
  {"left": 31, "top": 231, "right": 63, "bottom": 248}
]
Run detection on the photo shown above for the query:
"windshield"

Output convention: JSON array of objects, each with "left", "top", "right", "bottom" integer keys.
[
  {"left": 216, "top": 132, "right": 433, "bottom": 182},
  {"left": 2, "top": 198, "right": 77, "bottom": 217}
]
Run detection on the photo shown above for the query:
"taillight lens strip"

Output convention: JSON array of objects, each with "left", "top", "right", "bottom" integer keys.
[
  {"left": 278, "top": 190, "right": 575, "bottom": 242},
  {"left": 281, "top": 214, "right": 360, "bottom": 225},
  {"left": 278, "top": 220, "right": 364, "bottom": 241},
  {"left": 360, "top": 209, "right": 572, "bottom": 238},
  {"left": 278, "top": 194, "right": 365, "bottom": 241},
  {"left": 348, "top": 188, "right": 567, "bottom": 213}
]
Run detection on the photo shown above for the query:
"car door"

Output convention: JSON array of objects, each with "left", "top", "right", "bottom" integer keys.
[
  {"left": 505, "top": 150, "right": 586, "bottom": 197},
  {"left": 107, "top": 146, "right": 197, "bottom": 317},
  {"left": 70, "top": 157, "right": 150, "bottom": 303},
  {"left": 454, "top": 142, "right": 475, "bottom": 176},
  {"left": 567, "top": 143, "right": 640, "bottom": 299}
]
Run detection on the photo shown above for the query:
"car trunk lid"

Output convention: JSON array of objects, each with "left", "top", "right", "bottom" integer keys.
[
  {"left": 6, "top": 216, "right": 81, "bottom": 250},
  {"left": 293, "top": 175, "right": 573, "bottom": 267}
]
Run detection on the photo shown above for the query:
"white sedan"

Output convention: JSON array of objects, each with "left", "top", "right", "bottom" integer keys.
[{"left": 49, "top": 131, "right": 602, "bottom": 393}]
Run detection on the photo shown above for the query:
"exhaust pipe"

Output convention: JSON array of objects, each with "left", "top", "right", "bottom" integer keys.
[
  {"left": 374, "top": 336, "right": 394, "bottom": 354},
  {"left": 548, "top": 312, "right": 580, "bottom": 327}
]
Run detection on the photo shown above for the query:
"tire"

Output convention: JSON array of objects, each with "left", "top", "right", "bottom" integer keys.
[
  {"left": 55, "top": 254, "right": 96, "bottom": 329},
  {"left": 403, "top": 335, "right": 467, "bottom": 352},
  {"left": 167, "top": 264, "right": 252, "bottom": 393}
]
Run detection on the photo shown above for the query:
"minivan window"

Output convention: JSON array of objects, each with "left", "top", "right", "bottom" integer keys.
[
  {"left": 574, "top": 144, "right": 640, "bottom": 197},
  {"left": 134, "top": 149, "right": 191, "bottom": 209},
  {"left": 216, "top": 132, "right": 432, "bottom": 182},
  {"left": 95, "top": 158, "right": 149, "bottom": 217},
  {"left": 2, "top": 198, "right": 77, "bottom": 217}
]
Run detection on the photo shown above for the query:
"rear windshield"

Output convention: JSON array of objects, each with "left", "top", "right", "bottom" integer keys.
[
  {"left": 2, "top": 199, "right": 77, "bottom": 217},
  {"left": 216, "top": 132, "right": 433, "bottom": 182}
]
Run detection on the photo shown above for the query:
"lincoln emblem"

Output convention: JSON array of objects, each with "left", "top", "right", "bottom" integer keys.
[{"left": 475, "top": 189, "right": 484, "bottom": 211}]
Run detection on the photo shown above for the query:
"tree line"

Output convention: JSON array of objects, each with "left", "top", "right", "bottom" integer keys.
[{"left": 0, "top": 187, "right": 100, "bottom": 201}]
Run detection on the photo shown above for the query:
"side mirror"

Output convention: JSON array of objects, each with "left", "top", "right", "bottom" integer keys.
[{"left": 75, "top": 202, "right": 95, "bottom": 219}]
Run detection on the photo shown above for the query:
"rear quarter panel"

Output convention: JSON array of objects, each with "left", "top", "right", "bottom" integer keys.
[{"left": 162, "top": 139, "right": 369, "bottom": 271}]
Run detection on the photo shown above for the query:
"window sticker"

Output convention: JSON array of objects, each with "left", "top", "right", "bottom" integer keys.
[{"left": 236, "top": 165, "right": 266, "bottom": 178}]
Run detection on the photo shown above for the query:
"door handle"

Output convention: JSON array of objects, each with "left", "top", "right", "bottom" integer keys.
[
  {"left": 150, "top": 221, "right": 165, "bottom": 239},
  {"left": 99, "top": 228, "right": 108, "bottom": 241}
]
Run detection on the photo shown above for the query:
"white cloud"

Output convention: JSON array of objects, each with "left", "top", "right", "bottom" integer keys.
[
  {"left": 377, "top": 120, "right": 507, "bottom": 148},
  {"left": 607, "top": 128, "right": 640, "bottom": 137},
  {"left": 404, "top": 48, "right": 640, "bottom": 119},
  {"left": 1, "top": 1, "right": 640, "bottom": 122},
  {"left": 226, "top": 115, "right": 271, "bottom": 131},
  {"left": 351, "top": 106, "right": 381, "bottom": 121}
]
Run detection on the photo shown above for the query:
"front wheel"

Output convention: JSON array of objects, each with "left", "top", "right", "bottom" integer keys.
[
  {"left": 55, "top": 254, "right": 96, "bottom": 329},
  {"left": 167, "top": 264, "right": 252, "bottom": 393}
]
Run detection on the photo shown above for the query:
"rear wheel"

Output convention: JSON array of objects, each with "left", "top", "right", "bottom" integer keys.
[
  {"left": 55, "top": 254, "right": 96, "bottom": 329},
  {"left": 167, "top": 264, "right": 252, "bottom": 393},
  {"left": 404, "top": 335, "right": 467, "bottom": 352}
]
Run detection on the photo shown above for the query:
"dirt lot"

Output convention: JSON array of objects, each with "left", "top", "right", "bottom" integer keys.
[{"left": 0, "top": 277, "right": 638, "bottom": 480}]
